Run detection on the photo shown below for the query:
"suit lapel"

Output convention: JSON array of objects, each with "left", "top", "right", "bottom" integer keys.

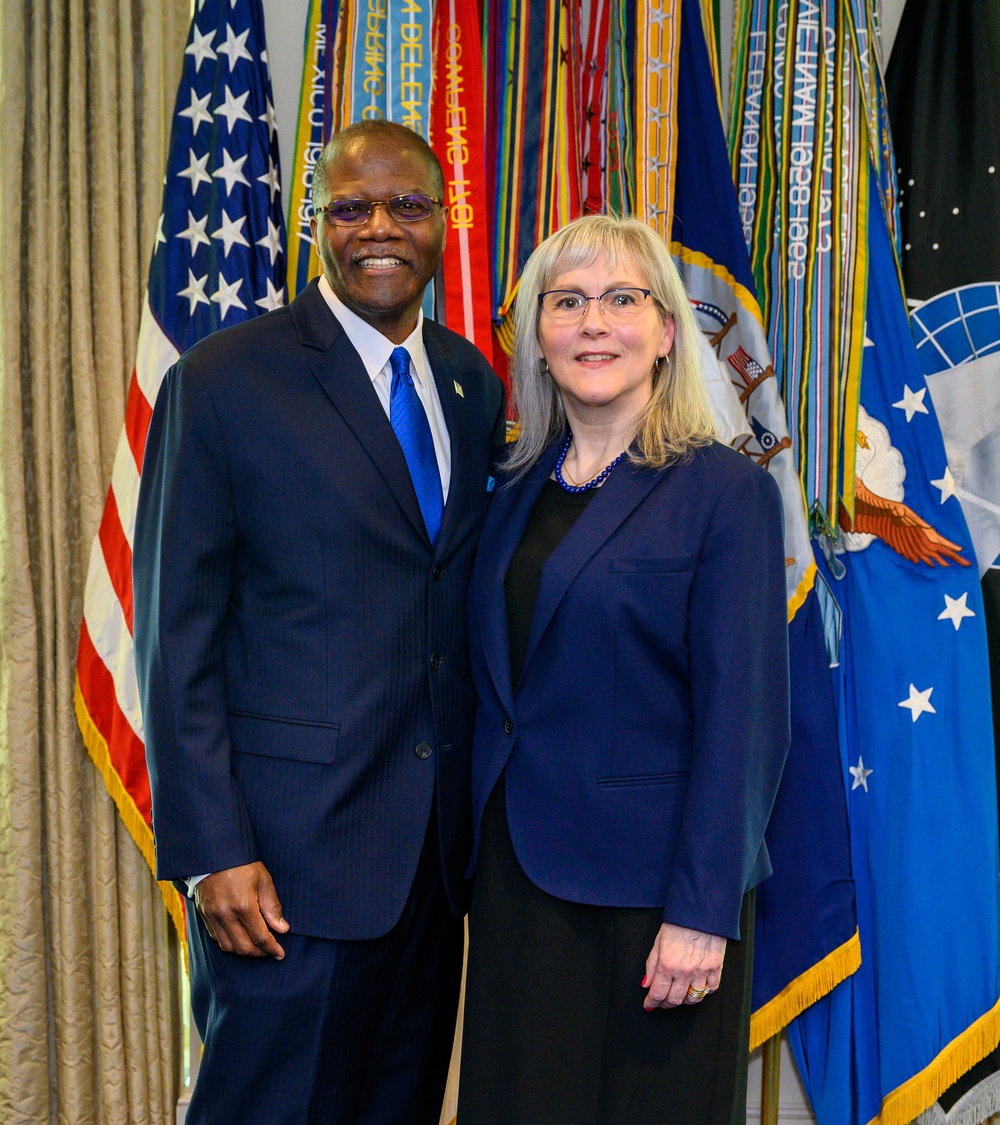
[
  {"left": 475, "top": 446, "right": 559, "bottom": 715},
  {"left": 294, "top": 282, "right": 431, "bottom": 546},
  {"left": 424, "top": 325, "right": 468, "bottom": 560},
  {"left": 516, "top": 459, "right": 666, "bottom": 688}
]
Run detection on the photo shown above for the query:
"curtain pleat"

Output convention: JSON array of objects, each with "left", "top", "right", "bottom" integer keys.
[{"left": 0, "top": 1, "right": 190, "bottom": 1121}]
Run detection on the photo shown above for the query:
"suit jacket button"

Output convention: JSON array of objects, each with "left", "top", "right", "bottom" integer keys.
[
  {"left": 430, "top": 653, "right": 442, "bottom": 669},
  {"left": 431, "top": 564, "right": 443, "bottom": 581},
  {"left": 415, "top": 742, "right": 433, "bottom": 760},
  {"left": 504, "top": 718, "right": 513, "bottom": 735}
]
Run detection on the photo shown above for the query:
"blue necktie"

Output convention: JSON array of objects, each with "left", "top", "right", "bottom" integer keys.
[{"left": 389, "top": 346, "right": 443, "bottom": 544}]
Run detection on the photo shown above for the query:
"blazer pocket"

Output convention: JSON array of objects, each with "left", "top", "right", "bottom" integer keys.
[
  {"left": 597, "top": 770, "right": 689, "bottom": 788},
  {"left": 609, "top": 555, "right": 693, "bottom": 574},
  {"left": 228, "top": 711, "right": 339, "bottom": 764}
]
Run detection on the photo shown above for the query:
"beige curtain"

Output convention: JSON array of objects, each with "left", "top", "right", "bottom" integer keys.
[{"left": 0, "top": 1, "right": 192, "bottom": 1121}]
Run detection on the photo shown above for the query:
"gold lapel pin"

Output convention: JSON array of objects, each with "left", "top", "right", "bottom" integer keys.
[{"left": 453, "top": 380, "right": 464, "bottom": 398}]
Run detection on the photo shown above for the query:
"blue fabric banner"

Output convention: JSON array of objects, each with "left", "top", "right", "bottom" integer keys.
[{"left": 787, "top": 193, "right": 1000, "bottom": 1125}]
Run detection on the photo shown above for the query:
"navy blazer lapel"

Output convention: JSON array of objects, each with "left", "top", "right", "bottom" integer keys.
[
  {"left": 424, "top": 325, "right": 467, "bottom": 559},
  {"left": 293, "top": 282, "right": 431, "bottom": 546},
  {"left": 475, "top": 444, "right": 560, "bottom": 714},
  {"left": 517, "top": 460, "right": 666, "bottom": 688}
]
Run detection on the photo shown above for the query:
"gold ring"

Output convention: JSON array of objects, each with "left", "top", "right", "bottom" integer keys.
[{"left": 686, "top": 985, "right": 709, "bottom": 1000}]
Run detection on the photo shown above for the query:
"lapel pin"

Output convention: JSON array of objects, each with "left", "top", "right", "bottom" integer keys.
[
  {"left": 487, "top": 476, "right": 495, "bottom": 492},
  {"left": 453, "top": 380, "right": 464, "bottom": 397}
]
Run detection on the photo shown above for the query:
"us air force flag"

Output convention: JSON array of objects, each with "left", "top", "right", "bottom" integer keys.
[
  {"left": 787, "top": 194, "right": 1000, "bottom": 1125},
  {"left": 886, "top": 5, "right": 1000, "bottom": 1118},
  {"left": 671, "top": 0, "right": 858, "bottom": 1048}
]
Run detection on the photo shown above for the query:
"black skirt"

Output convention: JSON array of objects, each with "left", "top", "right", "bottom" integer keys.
[{"left": 458, "top": 777, "right": 755, "bottom": 1125}]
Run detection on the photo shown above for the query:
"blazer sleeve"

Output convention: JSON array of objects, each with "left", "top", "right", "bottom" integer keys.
[
  {"left": 661, "top": 465, "right": 790, "bottom": 939},
  {"left": 489, "top": 378, "right": 508, "bottom": 463},
  {"left": 133, "top": 358, "right": 258, "bottom": 881}
]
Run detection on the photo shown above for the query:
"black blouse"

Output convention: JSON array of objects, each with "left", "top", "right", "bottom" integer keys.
[{"left": 503, "top": 478, "right": 595, "bottom": 687}]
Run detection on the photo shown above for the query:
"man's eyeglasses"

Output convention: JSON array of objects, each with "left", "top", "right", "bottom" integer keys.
[
  {"left": 315, "top": 194, "right": 443, "bottom": 226},
  {"left": 538, "top": 287, "right": 655, "bottom": 322}
]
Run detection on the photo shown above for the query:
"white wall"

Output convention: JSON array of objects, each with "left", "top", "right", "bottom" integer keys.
[{"left": 261, "top": 0, "right": 312, "bottom": 205}]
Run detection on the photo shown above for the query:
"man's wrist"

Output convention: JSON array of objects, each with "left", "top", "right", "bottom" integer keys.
[{"left": 186, "top": 873, "right": 212, "bottom": 898}]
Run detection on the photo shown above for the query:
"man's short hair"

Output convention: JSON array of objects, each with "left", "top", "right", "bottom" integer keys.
[{"left": 311, "top": 121, "right": 446, "bottom": 209}]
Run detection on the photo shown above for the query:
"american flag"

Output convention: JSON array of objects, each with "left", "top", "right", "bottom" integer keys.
[
  {"left": 726, "top": 345, "right": 765, "bottom": 389},
  {"left": 74, "top": 0, "right": 286, "bottom": 943}
]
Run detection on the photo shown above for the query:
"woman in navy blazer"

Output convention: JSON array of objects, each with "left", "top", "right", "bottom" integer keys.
[{"left": 457, "top": 216, "right": 790, "bottom": 1124}]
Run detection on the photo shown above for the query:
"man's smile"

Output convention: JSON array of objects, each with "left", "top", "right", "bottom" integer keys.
[{"left": 352, "top": 255, "right": 408, "bottom": 270}]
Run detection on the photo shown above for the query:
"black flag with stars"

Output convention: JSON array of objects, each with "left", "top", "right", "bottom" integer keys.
[
  {"left": 888, "top": 5, "right": 1000, "bottom": 1122},
  {"left": 887, "top": 0, "right": 1000, "bottom": 302}
]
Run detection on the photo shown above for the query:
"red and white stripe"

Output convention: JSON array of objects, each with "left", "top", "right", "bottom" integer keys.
[{"left": 76, "top": 294, "right": 180, "bottom": 828}]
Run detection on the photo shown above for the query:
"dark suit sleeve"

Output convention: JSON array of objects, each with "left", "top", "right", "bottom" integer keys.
[
  {"left": 133, "top": 359, "right": 257, "bottom": 881},
  {"left": 661, "top": 466, "right": 790, "bottom": 939},
  {"left": 489, "top": 377, "right": 508, "bottom": 463}
]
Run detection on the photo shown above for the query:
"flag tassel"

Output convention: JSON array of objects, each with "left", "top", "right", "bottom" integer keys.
[
  {"left": 74, "top": 674, "right": 187, "bottom": 953},
  {"left": 749, "top": 929, "right": 861, "bottom": 1052},
  {"left": 874, "top": 996, "right": 1000, "bottom": 1125}
]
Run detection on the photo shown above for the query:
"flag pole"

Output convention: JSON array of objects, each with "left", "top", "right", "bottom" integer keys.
[{"left": 761, "top": 1033, "right": 781, "bottom": 1125}]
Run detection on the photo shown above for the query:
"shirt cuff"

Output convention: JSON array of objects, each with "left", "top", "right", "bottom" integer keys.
[{"left": 186, "top": 874, "right": 211, "bottom": 898}]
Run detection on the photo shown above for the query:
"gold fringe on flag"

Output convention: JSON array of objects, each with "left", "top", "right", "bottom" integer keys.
[
  {"left": 74, "top": 675, "right": 187, "bottom": 958},
  {"left": 872, "top": 996, "right": 1000, "bottom": 1125},
  {"left": 749, "top": 928, "right": 861, "bottom": 1051}
]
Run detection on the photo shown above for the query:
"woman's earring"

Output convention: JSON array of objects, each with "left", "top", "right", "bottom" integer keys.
[{"left": 539, "top": 357, "right": 550, "bottom": 374}]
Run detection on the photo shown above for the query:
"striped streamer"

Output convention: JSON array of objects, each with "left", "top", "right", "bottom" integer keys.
[
  {"left": 489, "top": 0, "right": 583, "bottom": 328},
  {"left": 633, "top": 0, "right": 681, "bottom": 239},
  {"left": 604, "top": 0, "right": 636, "bottom": 216},
  {"left": 286, "top": 0, "right": 336, "bottom": 298},
  {"left": 581, "top": 0, "right": 681, "bottom": 237},
  {"left": 580, "top": 0, "right": 612, "bottom": 214},
  {"left": 328, "top": 0, "right": 435, "bottom": 139},
  {"left": 729, "top": 0, "right": 888, "bottom": 533},
  {"left": 430, "top": 0, "right": 494, "bottom": 354},
  {"left": 698, "top": 0, "right": 723, "bottom": 109}
]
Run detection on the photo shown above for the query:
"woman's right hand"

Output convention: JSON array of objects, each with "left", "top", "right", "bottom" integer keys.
[{"left": 642, "top": 921, "right": 726, "bottom": 1010}]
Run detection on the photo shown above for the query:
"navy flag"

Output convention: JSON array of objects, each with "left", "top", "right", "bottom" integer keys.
[{"left": 672, "top": 0, "right": 858, "bottom": 1049}]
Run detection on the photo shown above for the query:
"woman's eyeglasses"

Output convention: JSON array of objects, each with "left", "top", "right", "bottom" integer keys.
[
  {"left": 538, "top": 287, "right": 654, "bottom": 322},
  {"left": 315, "top": 194, "right": 443, "bottom": 226}
]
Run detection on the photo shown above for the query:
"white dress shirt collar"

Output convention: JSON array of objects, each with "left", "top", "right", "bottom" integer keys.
[
  {"left": 318, "top": 274, "right": 426, "bottom": 386},
  {"left": 316, "top": 274, "right": 451, "bottom": 502}
]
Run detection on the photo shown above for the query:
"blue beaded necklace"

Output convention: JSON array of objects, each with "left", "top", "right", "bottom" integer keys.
[{"left": 553, "top": 432, "right": 626, "bottom": 493}]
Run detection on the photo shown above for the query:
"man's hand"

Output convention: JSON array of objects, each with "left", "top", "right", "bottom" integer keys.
[{"left": 193, "top": 862, "right": 290, "bottom": 959}]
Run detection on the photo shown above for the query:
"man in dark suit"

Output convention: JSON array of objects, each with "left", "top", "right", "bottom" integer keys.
[{"left": 133, "top": 120, "right": 505, "bottom": 1125}]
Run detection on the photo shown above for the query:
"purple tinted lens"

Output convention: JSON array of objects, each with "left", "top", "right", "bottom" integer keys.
[
  {"left": 324, "top": 195, "right": 436, "bottom": 224},
  {"left": 326, "top": 200, "right": 371, "bottom": 223},
  {"left": 388, "top": 195, "right": 434, "bottom": 220}
]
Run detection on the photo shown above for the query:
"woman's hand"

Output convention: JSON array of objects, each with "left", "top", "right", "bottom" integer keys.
[{"left": 642, "top": 922, "right": 726, "bottom": 1010}]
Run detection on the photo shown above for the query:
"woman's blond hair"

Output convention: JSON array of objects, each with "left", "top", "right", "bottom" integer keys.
[{"left": 505, "top": 214, "right": 715, "bottom": 476}]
